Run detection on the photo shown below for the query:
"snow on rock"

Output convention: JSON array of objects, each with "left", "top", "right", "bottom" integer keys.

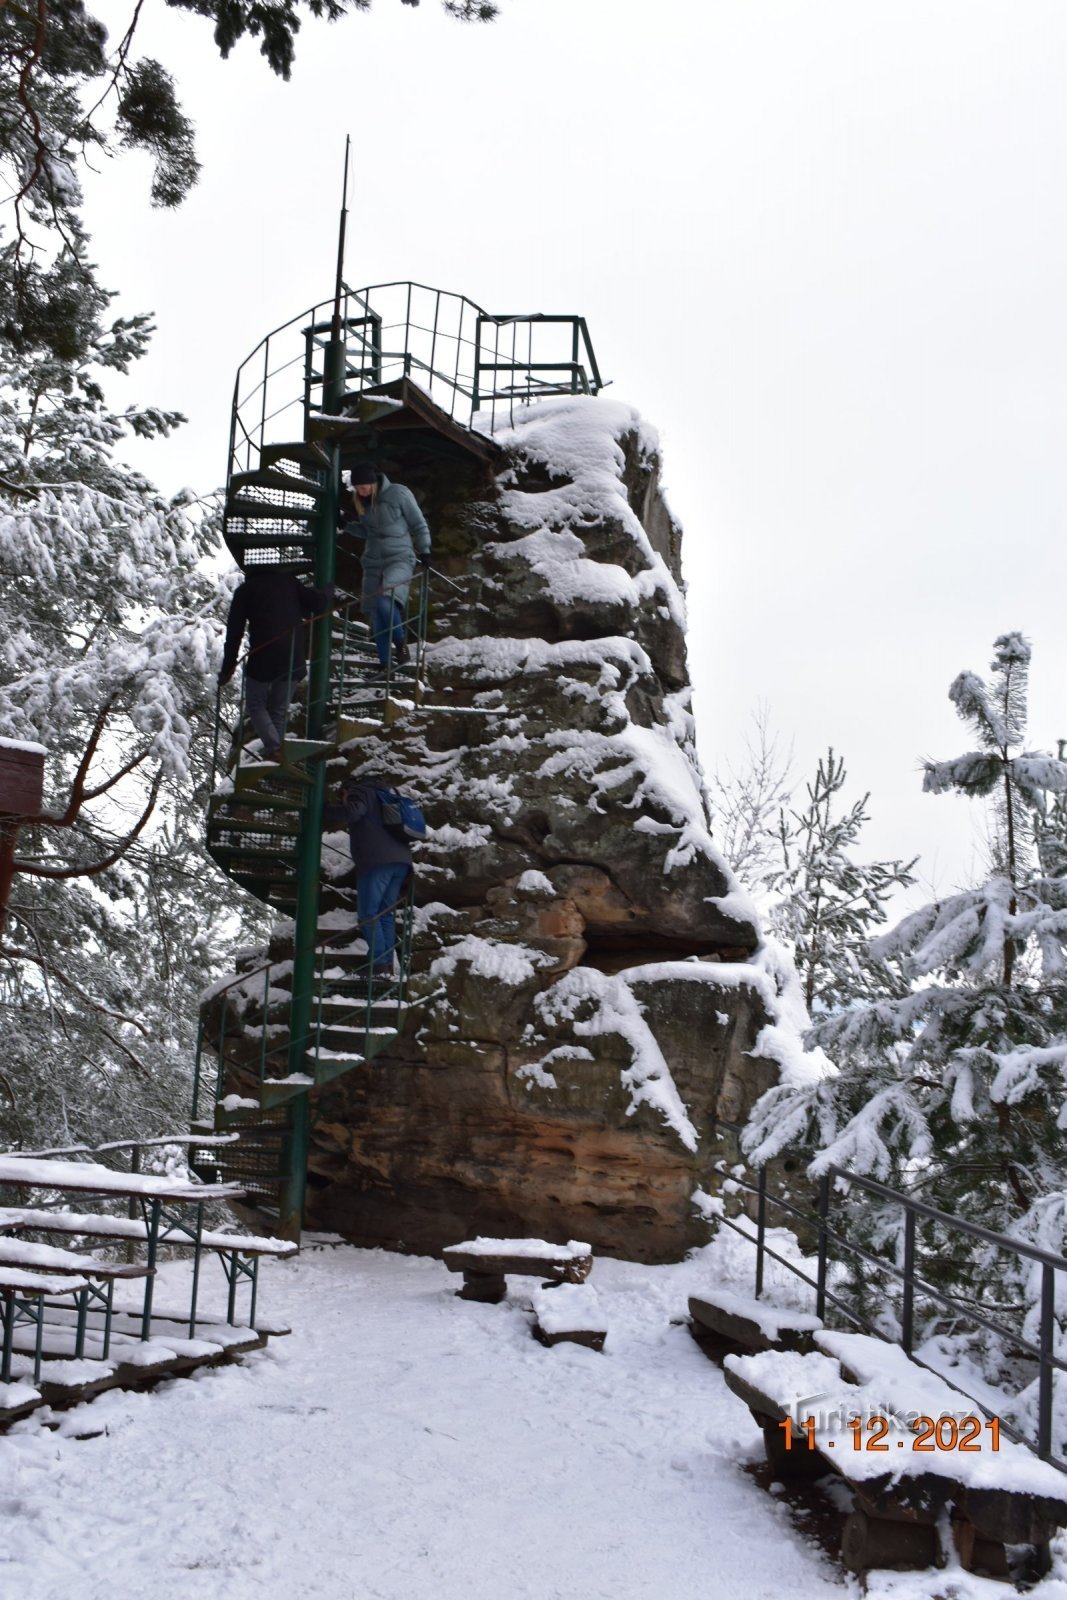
[
  {"left": 429, "top": 934, "right": 555, "bottom": 987},
  {"left": 444, "top": 1236, "right": 591, "bottom": 1260},
  {"left": 532, "top": 967, "right": 701, "bottom": 1152},
  {"left": 530, "top": 1281, "right": 608, "bottom": 1336},
  {"left": 201, "top": 393, "right": 827, "bottom": 1265}
]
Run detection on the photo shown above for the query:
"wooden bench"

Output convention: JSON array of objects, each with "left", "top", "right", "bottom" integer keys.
[
  {"left": 442, "top": 1237, "right": 593, "bottom": 1304},
  {"left": 0, "top": 1237, "right": 153, "bottom": 1369},
  {"left": 722, "top": 1334, "right": 1067, "bottom": 1578},
  {"left": 688, "top": 1288, "right": 822, "bottom": 1358},
  {"left": 0, "top": 1154, "right": 250, "bottom": 1339},
  {"left": 0, "top": 1264, "right": 90, "bottom": 1391},
  {"left": 0, "top": 1204, "right": 296, "bottom": 1334},
  {"left": 530, "top": 1282, "right": 607, "bottom": 1352}
]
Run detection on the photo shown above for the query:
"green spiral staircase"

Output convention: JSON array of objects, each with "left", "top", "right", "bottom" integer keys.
[{"left": 190, "top": 281, "right": 603, "bottom": 1240}]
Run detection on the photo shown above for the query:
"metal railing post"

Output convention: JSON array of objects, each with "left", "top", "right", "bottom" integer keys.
[
  {"left": 816, "top": 1175, "right": 830, "bottom": 1320},
  {"left": 755, "top": 1162, "right": 767, "bottom": 1299},
  {"left": 901, "top": 1206, "right": 916, "bottom": 1354},
  {"left": 1039, "top": 1263, "right": 1055, "bottom": 1459},
  {"left": 278, "top": 325, "right": 342, "bottom": 1241}
]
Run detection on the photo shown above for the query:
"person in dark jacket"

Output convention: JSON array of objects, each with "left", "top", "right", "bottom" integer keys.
[
  {"left": 325, "top": 778, "right": 413, "bottom": 978},
  {"left": 218, "top": 568, "right": 334, "bottom": 759},
  {"left": 340, "top": 462, "right": 431, "bottom": 667}
]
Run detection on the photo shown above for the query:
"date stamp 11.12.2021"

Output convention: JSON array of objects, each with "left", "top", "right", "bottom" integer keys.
[{"left": 780, "top": 1414, "right": 1001, "bottom": 1453}]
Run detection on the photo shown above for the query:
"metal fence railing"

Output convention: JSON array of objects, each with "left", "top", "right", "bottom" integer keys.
[
  {"left": 713, "top": 1118, "right": 1067, "bottom": 1472},
  {"left": 229, "top": 280, "right": 604, "bottom": 477}
]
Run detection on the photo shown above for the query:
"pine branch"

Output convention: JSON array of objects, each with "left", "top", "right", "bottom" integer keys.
[{"left": 0, "top": 941, "right": 151, "bottom": 1038}]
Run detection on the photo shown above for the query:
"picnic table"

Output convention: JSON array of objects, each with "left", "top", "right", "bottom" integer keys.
[{"left": 0, "top": 1153, "right": 247, "bottom": 1335}]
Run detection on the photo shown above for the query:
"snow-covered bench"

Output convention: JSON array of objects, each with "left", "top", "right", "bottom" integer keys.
[
  {"left": 0, "top": 1263, "right": 90, "bottom": 1393},
  {"left": 530, "top": 1282, "right": 607, "bottom": 1352},
  {"left": 443, "top": 1237, "right": 593, "bottom": 1304},
  {"left": 722, "top": 1333, "right": 1067, "bottom": 1578},
  {"left": 0, "top": 1205, "right": 297, "bottom": 1260},
  {"left": 0, "top": 1202, "right": 296, "bottom": 1335},
  {"left": 688, "top": 1288, "right": 822, "bottom": 1358}
]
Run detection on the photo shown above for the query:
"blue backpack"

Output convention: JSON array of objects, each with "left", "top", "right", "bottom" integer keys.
[{"left": 375, "top": 787, "right": 426, "bottom": 843}]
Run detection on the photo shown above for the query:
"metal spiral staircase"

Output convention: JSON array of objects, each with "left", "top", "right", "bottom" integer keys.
[{"left": 191, "top": 279, "right": 603, "bottom": 1240}]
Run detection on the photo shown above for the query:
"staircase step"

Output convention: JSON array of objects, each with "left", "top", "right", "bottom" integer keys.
[
  {"left": 207, "top": 810, "right": 302, "bottom": 838},
  {"left": 212, "top": 788, "right": 305, "bottom": 815},
  {"left": 209, "top": 843, "right": 298, "bottom": 868},
  {"left": 260, "top": 1074, "right": 314, "bottom": 1109},
  {"left": 279, "top": 738, "right": 333, "bottom": 765},
  {"left": 233, "top": 764, "right": 312, "bottom": 798},
  {"left": 223, "top": 527, "right": 315, "bottom": 548},
  {"left": 230, "top": 468, "right": 324, "bottom": 501},
  {"left": 226, "top": 496, "right": 319, "bottom": 525},
  {"left": 261, "top": 440, "right": 330, "bottom": 474}
]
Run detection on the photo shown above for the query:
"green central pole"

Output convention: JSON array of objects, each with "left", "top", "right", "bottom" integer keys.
[{"left": 277, "top": 145, "right": 350, "bottom": 1241}]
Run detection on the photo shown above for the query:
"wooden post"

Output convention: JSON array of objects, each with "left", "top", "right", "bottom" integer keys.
[{"left": 0, "top": 741, "right": 45, "bottom": 938}]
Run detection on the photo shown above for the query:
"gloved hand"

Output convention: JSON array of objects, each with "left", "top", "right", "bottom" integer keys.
[
  {"left": 217, "top": 667, "right": 234, "bottom": 689},
  {"left": 417, "top": 552, "right": 432, "bottom": 569}
]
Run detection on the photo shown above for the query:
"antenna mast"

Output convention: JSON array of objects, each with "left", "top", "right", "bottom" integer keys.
[{"left": 332, "top": 135, "right": 351, "bottom": 344}]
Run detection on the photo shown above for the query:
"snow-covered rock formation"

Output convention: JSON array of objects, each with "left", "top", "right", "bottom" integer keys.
[{"left": 299, "top": 395, "right": 809, "bottom": 1260}]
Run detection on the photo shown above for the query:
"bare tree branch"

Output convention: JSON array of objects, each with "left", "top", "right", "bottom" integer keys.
[{"left": 16, "top": 767, "right": 162, "bottom": 879}]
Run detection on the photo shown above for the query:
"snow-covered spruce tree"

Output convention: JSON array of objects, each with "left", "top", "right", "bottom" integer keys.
[
  {"left": 745, "top": 636, "right": 1067, "bottom": 1402},
  {"left": 766, "top": 748, "right": 917, "bottom": 1013},
  {"left": 711, "top": 733, "right": 915, "bottom": 1012}
]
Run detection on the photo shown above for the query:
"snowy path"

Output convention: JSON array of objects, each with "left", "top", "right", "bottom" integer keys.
[{"left": 3, "top": 1244, "right": 1065, "bottom": 1600}]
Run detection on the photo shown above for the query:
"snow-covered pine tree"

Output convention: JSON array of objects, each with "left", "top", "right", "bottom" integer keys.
[
  {"left": 745, "top": 636, "right": 1067, "bottom": 1415},
  {"left": 0, "top": 276, "right": 251, "bottom": 1148}
]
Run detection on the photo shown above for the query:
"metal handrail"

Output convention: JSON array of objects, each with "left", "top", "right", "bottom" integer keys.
[
  {"left": 229, "top": 280, "right": 604, "bottom": 476},
  {"left": 193, "top": 894, "right": 414, "bottom": 1121},
  {"left": 714, "top": 1117, "right": 1067, "bottom": 1470}
]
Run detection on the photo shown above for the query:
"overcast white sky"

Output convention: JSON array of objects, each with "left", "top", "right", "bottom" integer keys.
[{"left": 85, "top": 0, "right": 1067, "bottom": 910}]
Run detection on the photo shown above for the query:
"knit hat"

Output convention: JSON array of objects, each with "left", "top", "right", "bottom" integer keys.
[{"left": 350, "top": 462, "right": 378, "bottom": 486}]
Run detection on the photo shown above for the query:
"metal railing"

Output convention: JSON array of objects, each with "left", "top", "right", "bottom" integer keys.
[
  {"left": 714, "top": 1118, "right": 1067, "bottom": 1471},
  {"left": 229, "top": 280, "right": 604, "bottom": 476},
  {"left": 191, "top": 882, "right": 417, "bottom": 1125}
]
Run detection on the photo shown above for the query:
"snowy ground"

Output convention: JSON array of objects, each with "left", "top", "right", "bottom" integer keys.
[{"left": 3, "top": 1241, "right": 1067, "bottom": 1600}]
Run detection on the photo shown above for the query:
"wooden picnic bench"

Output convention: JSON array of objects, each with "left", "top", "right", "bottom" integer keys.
[
  {"left": 0, "top": 1158, "right": 260, "bottom": 1344},
  {"left": 443, "top": 1237, "right": 606, "bottom": 1348},
  {"left": 442, "top": 1237, "right": 594, "bottom": 1304},
  {"left": 0, "top": 1204, "right": 297, "bottom": 1330},
  {"left": 0, "top": 1237, "right": 152, "bottom": 1371},
  {"left": 0, "top": 1145, "right": 297, "bottom": 1425},
  {"left": 0, "top": 1263, "right": 90, "bottom": 1393},
  {"left": 722, "top": 1332, "right": 1067, "bottom": 1579}
]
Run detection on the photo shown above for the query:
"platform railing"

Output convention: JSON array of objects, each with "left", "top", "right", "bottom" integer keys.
[{"left": 229, "top": 280, "right": 604, "bottom": 477}]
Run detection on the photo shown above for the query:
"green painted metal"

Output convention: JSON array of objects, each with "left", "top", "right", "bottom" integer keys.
[{"left": 276, "top": 332, "right": 344, "bottom": 1240}]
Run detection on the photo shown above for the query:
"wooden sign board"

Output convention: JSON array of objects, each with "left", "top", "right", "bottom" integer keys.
[{"left": 0, "top": 742, "right": 45, "bottom": 817}]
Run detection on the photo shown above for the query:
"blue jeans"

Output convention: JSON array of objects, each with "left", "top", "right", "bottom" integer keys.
[
  {"left": 371, "top": 594, "right": 405, "bottom": 666},
  {"left": 358, "top": 863, "right": 410, "bottom": 971}
]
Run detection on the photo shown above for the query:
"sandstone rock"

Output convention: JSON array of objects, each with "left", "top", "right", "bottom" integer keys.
[{"left": 206, "top": 395, "right": 817, "bottom": 1261}]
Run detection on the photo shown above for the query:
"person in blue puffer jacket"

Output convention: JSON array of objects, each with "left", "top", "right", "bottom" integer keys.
[{"left": 341, "top": 462, "right": 431, "bottom": 667}]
